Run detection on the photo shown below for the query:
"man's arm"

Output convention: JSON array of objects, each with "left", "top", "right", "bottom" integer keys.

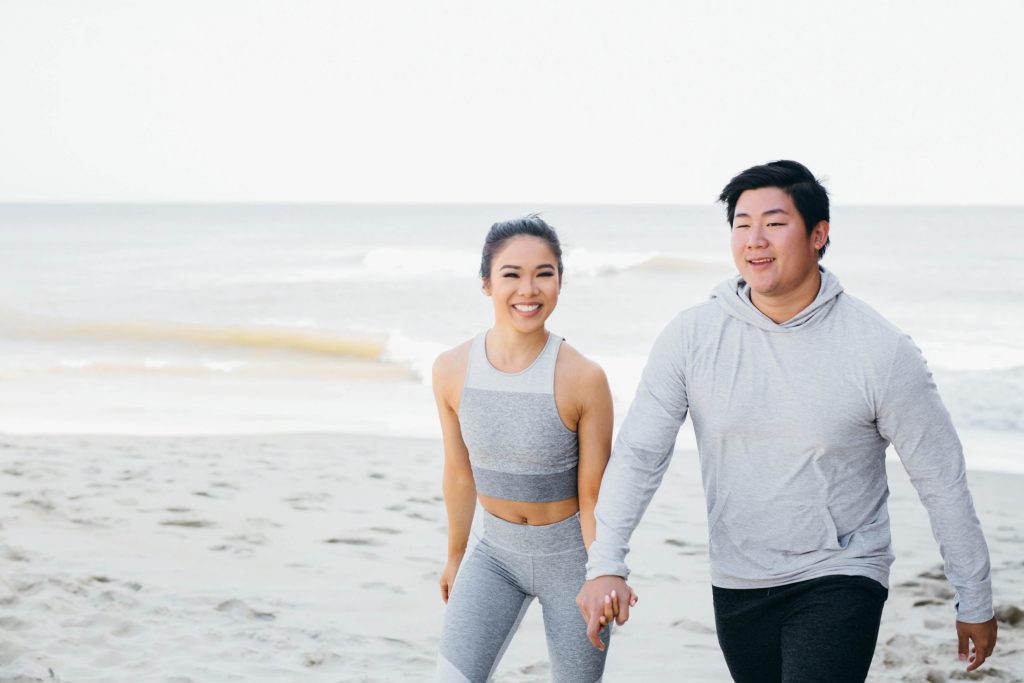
[
  {"left": 877, "top": 334, "right": 996, "bottom": 670},
  {"left": 577, "top": 316, "right": 691, "bottom": 647}
]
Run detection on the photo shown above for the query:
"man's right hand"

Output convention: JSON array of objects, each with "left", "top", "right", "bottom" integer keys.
[{"left": 576, "top": 575, "right": 638, "bottom": 651}]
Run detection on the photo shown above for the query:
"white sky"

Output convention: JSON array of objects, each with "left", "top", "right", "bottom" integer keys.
[{"left": 1, "top": 1, "right": 1021, "bottom": 204}]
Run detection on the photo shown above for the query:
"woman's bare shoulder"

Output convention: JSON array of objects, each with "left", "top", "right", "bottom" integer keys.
[
  {"left": 433, "top": 339, "right": 473, "bottom": 384},
  {"left": 556, "top": 340, "right": 608, "bottom": 391}
]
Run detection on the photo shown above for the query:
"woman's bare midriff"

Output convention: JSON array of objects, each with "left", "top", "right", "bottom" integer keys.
[{"left": 478, "top": 494, "right": 579, "bottom": 526}]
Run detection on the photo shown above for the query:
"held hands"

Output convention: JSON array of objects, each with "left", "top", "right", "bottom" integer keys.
[
  {"left": 439, "top": 553, "right": 464, "bottom": 603},
  {"left": 956, "top": 617, "right": 997, "bottom": 672},
  {"left": 575, "top": 575, "right": 639, "bottom": 651}
]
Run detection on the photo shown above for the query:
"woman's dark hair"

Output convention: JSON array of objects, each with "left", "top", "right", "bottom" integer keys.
[
  {"left": 718, "top": 160, "right": 831, "bottom": 259},
  {"left": 480, "top": 214, "right": 564, "bottom": 282}
]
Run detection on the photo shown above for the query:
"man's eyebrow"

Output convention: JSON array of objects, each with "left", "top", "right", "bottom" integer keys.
[{"left": 734, "top": 208, "right": 790, "bottom": 220}]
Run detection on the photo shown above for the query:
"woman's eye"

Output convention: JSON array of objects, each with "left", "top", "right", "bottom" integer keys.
[
  {"left": 538, "top": 272, "right": 554, "bottom": 277},
  {"left": 503, "top": 273, "right": 519, "bottom": 278}
]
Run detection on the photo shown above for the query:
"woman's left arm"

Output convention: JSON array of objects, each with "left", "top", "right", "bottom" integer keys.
[{"left": 576, "top": 362, "right": 613, "bottom": 551}]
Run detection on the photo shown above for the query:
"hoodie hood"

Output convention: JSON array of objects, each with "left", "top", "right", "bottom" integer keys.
[{"left": 710, "top": 266, "right": 844, "bottom": 332}]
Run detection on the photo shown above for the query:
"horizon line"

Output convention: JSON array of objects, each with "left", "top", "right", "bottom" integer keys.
[{"left": 1, "top": 200, "right": 1022, "bottom": 209}]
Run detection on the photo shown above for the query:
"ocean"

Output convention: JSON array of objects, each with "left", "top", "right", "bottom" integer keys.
[{"left": 1, "top": 203, "right": 1021, "bottom": 472}]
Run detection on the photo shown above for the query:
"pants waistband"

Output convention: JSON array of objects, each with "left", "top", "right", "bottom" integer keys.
[{"left": 481, "top": 509, "right": 584, "bottom": 554}]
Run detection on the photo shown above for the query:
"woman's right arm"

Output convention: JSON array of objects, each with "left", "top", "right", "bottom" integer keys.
[{"left": 433, "top": 350, "right": 476, "bottom": 603}]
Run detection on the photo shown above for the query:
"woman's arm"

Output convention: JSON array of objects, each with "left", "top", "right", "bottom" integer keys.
[
  {"left": 433, "top": 349, "right": 476, "bottom": 603},
  {"left": 575, "top": 360, "right": 613, "bottom": 552}
]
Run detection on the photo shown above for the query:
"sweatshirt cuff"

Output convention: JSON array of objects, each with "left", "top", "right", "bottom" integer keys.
[
  {"left": 585, "top": 540, "right": 630, "bottom": 581},
  {"left": 954, "top": 581, "right": 994, "bottom": 623}
]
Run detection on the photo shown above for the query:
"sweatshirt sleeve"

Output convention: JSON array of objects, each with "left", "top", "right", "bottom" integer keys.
[
  {"left": 586, "top": 316, "right": 690, "bottom": 580},
  {"left": 876, "top": 334, "right": 993, "bottom": 623}
]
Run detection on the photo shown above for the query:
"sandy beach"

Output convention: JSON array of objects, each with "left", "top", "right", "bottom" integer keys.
[{"left": 0, "top": 433, "right": 1020, "bottom": 682}]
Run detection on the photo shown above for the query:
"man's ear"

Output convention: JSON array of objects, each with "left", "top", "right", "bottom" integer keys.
[{"left": 813, "top": 221, "right": 830, "bottom": 251}]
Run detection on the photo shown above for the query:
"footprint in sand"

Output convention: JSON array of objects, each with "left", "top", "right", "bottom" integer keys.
[
  {"left": 0, "top": 545, "right": 29, "bottom": 562},
  {"left": 663, "top": 538, "right": 708, "bottom": 556},
  {"left": 245, "top": 517, "right": 282, "bottom": 529},
  {"left": 323, "top": 537, "right": 380, "bottom": 546},
  {"left": 225, "top": 533, "right": 269, "bottom": 546},
  {"left": 671, "top": 618, "right": 716, "bottom": 634},
  {"left": 995, "top": 604, "right": 1024, "bottom": 626},
  {"left": 214, "top": 598, "right": 276, "bottom": 620},
  {"left": 405, "top": 512, "right": 435, "bottom": 522},
  {"left": 282, "top": 491, "right": 332, "bottom": 511},
  {"left": 16, "top": 498, "right": 56, "bottom": 513},
  {"left": 160, "top": 519, "right": 216, "bottom": 528},
  {"left": 359, "top": 581, "right": 405, "bottom": 594}
]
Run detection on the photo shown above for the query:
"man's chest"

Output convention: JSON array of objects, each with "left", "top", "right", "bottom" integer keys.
[{"left": 684, "top": 330, "right": 884, "bottom": 448}]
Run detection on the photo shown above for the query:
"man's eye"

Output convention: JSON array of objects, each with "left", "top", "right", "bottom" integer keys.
[{"left": 734, "top": 224, "right": 750, "bottom": 230}]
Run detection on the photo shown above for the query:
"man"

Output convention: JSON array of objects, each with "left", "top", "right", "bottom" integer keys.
[{"left": 577, "top": 160, "right": 997, "bottom": 682}]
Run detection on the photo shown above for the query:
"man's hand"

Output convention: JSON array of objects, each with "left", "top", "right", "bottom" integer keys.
[
  {"left": 576, "top": 575, "right": 637, "bottom": 651},
  {"left": 957, "top": 617, "right": 997, "bottom": 671}
]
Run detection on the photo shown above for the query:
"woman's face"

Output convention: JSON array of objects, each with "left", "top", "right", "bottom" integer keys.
[{"left": 483, "top": 235, "right": 561, "bottom": 334}]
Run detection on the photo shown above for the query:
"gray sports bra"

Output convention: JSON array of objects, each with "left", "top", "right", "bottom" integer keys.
[{"left": 458, "top": 331, "right": 579, "bottom": 503}]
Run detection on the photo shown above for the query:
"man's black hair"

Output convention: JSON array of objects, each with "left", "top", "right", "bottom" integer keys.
[{"left": 718, "top": 160, "right": 831, "bottom": 259}]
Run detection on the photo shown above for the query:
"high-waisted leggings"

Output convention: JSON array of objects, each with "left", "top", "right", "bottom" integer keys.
[{"left": 436, "top": 510, "right": 609, "bottom": 682}]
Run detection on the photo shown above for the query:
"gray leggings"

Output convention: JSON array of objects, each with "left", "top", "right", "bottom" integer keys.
[{"left": 436, "top": 511, "right": 609, "bottom": 682}]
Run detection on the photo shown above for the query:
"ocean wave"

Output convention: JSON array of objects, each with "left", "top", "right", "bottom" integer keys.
[
  {"left": 935, "top": 366, "right": 1024, "bottom": 433},
  {"left": 11, "top": 321, "right": 389, "bottom": 360},
  {"left": 620, "top": 253, "right": 734, "bottom": 273},
  {"left": 177, "top": 247, "right": 732, "bottom": 285},
  {"left": 0, "top": 355, "right": 415, "bottom": 381},
  {"left": 923, "top": 341, "right": 1024, "bottom": 372},
  {"left": 1, "top": 319, "right": 444, "bottom": 382}
]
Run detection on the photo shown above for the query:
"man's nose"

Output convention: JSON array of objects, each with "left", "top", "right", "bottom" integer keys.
[{"left": 746, "top": 225, "right": 769, "bottom": 247}]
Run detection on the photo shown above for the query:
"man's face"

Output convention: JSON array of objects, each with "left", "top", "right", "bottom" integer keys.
[{"left": 730, "top": 187, "right": 828, "bottom": 300}]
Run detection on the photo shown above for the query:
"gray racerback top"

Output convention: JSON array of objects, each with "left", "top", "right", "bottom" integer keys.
[{"left": 458, "top": 331, "right": 579, "bottom": 502}]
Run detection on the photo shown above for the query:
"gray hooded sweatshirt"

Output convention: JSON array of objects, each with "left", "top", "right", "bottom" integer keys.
[{"left": 587, "top": 268, "right": 993, "bottom": 622}]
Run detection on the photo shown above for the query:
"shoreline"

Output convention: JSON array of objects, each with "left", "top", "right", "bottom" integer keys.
[{"left": 1, "top": 432, "right": 1021, "bottom": 682}]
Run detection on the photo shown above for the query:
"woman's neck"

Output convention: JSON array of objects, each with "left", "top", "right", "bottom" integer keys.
[{"left": 485, "top": 326, "right": 549, "bottom": 372}]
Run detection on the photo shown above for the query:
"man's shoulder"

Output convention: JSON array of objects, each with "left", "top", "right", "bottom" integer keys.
[
  {"left": 671, "top": 298, "right": 724, "bottom": 328},
  {"left": 834, "top": 291, "right": 907, "bottom": 340}
]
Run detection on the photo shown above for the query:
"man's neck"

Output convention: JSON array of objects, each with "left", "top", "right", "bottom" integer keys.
[{"left": 750, "top": 269, "right": 822, "bottom": 324}]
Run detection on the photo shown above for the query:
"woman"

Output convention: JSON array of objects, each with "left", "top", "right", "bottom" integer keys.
[{"left": 433, "top": 216, "right": 628, "bottom": 682}]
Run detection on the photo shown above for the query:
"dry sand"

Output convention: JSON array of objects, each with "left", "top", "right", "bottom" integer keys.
[{"left": 0, "top": 433, "right": 1021, "bottom": 682}]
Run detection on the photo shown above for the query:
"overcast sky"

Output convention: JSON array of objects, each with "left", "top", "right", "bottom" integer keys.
[{"left": 1, "top": 1, "right": 1021, "bottom": 204}]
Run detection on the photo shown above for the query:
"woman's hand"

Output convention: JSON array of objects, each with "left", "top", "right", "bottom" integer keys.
[
  {"left": 440, "top": 553, "right": 464, "bottom": 603},
  {"left": 577, "top": 576, "right": 638, "bottom": 650},
  {"left": 598, "top": 585, "right": 640, "bottom": 630}
]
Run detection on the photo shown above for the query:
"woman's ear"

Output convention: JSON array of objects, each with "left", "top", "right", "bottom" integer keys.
[{"left": 481, "top": 277, "right": 491, "bottom": 296}]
